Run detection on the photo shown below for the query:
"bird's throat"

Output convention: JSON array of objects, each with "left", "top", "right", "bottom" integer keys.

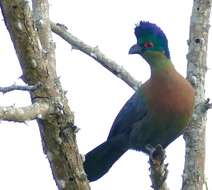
[{"left": 142, "top": 51, "right": 172, "bottom": 73}]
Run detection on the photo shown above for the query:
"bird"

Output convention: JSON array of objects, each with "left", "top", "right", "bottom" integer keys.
[{"left": 83, "top": 21, "right": 195, "bottom": 182}]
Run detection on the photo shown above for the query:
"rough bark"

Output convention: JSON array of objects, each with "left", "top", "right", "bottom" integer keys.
[
  {"left": 183, "top": 0, "right": 211, "bottom": 189},
  {"left": 0, "top": 1, "right": 90, "bottom": 190}
]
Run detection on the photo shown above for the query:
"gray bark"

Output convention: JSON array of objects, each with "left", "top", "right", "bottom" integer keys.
[{"left": 183, "top": 0, "right": 211, "bottom": 189}]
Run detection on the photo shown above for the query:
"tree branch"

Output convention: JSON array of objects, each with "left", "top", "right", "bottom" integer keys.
[
  {"left": 50, "top": 22, "right": 139, "bottom": 90},
  {"left": 183, "top": 0, "right": 211, "bottom": 189},
  {"left": 0, "top": 1, "right": 90, "bottom": 190},
  {"left": 0, "top": 83, "right": 41, "bottom": 94},
  {"left": 0, "top": 102, "right": 51, "bottom": 122}
]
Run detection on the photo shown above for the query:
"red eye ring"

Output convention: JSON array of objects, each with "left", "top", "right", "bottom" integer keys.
[{"left": 143, "top": 42, "right": 154, "bottom": 48}]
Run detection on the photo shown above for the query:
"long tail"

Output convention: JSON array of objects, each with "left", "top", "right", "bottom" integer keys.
[{"left": 83, "top": 134, "right": 129, "bottom": 181}]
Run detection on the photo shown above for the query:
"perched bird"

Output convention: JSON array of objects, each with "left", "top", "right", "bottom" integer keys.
[{"left": 83, "top": 21, "right": 195, "bottom": 182}]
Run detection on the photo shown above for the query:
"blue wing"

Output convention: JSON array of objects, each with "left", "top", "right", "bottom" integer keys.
[{"left": 107, "top": 89, "right": 148, "bottom": 139}]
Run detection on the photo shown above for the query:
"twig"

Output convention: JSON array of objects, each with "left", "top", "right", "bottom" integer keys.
[
  {"left": 0, "top": 83, "right": 41, "bottom": 94},
  {"left": 204, "top": 98, "right": 212, "bottom": 111},
  {"left": 0, "top": 101, "right": 51, "bottom": 122},
  {"left": 50, "top": 21, "right": 139, "bottom": 90}
]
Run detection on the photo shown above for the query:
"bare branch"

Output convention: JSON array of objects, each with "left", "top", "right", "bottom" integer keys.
[
  {"left": 0, "top": 83, "right": 41, "bottom": 94},
  {"left": 32, "top": 0, "right": 56, "bottom": 71},
  {"left": 50, "top": 22, "right": 139, "bottom": 90},
  {"left": 0, "top": 102, "right": 51, "bottom": 122},
  {"left": 183, "top": 0, "right": 211, "bottom": 189}
]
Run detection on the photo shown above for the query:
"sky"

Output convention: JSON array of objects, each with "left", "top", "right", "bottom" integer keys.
[{"left": 0, "top": 0, "right": 211, "bottom": 189}]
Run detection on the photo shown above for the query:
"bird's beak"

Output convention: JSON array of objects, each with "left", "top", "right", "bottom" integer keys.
[{"left": 129, "top": 44, "right": 142, "bottom": 54}]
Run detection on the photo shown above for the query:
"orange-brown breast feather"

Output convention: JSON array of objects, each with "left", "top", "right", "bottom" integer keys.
[{"left": 142, "top": 65, "right": 194, "bottom": 119}]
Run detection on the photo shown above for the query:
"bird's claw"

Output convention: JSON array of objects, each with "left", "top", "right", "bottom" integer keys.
[
  {"left": 146, "top": 144, "right": 168, "bottom": 189},
  {"left": 145, "top": 144, "right": 166, "bottom": 165}
]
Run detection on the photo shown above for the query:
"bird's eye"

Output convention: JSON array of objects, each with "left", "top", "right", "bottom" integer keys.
[{"left": 143, "top": 42, "right": 154, "bottom": 48}]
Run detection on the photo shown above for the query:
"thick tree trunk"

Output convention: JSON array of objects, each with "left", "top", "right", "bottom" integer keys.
[
  {"left": 183, "top": 0, "right": 211, "bottom": 189},
  {"left": 0, "top": 1, "right": 90, "bottom": 189}
]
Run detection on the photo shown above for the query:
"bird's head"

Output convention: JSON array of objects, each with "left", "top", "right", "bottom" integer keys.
[{"left": 129, "top": 21, "right": 170, "bottom": 65}]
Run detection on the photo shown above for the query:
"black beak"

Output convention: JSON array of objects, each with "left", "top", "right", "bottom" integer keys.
[{"left": 129, "top": 44, "right": 142, "bottom": 54}]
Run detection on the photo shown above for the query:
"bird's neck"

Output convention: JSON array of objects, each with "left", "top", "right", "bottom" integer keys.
[{"left": 142, "top": 51, "right": 174, "bottom": 77}]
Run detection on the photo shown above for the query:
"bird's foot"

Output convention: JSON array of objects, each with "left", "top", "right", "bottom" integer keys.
[
  {"left": 146, "top": 144, "right": 168, "bottom": 189},
  {"left": 146, "top": 144, "right": 166, "bottom": 165}
]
